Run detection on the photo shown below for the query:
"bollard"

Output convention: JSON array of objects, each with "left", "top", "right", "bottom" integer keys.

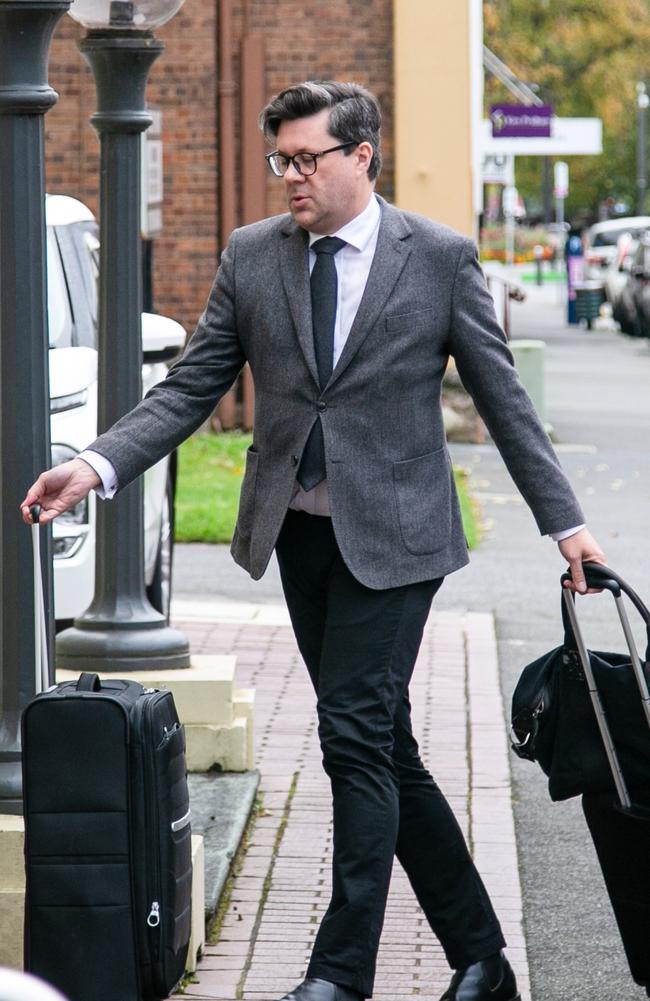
[{"left": 510, "top": 339, "right": 548, "bottom": 429}]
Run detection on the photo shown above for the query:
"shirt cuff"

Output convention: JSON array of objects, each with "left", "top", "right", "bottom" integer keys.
[
  {"left": 79, "top": 449, "right": 119, "bottom": 500},
  {"left": 550, "top": 524, "right": 586, "bottom": 542}
]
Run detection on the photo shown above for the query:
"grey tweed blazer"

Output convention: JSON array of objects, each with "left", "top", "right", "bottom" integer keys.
[{"left": 90, "top": 195, "right": 584, "bottom": 589}]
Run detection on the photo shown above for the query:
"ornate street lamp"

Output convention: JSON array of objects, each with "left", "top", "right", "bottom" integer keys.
[
  {"left": 0, "top": 0, "right": 71, "bottom": 813},
  {"left": 56, "top": 0, "right": 190, "bottom": 672}
]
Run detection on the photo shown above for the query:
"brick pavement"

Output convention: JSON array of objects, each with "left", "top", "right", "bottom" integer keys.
[{"left": 172, "top": 604, "right": 531, "bottom": 1001}]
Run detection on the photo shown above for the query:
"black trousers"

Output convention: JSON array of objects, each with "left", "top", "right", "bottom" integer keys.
[{"left": 275, "top": 511, "right": 505, "bottom": 998}]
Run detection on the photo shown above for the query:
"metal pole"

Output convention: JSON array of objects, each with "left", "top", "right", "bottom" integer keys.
[
  {"left": 542, "top": 156, "right": 552, "bottom": 226},
  {"left": 55, "top": 29, "right": 190, "bottom": 672},
  {"left": 637, "top": 83, "right": 648, "bottom": 217},
  {"left": 0, "top": 0, "right": 70, "bottom": 814}
]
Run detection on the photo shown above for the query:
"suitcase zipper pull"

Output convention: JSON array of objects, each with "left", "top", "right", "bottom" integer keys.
[{"left": 147, "top": 901, "right": 161, "bottom": 927}]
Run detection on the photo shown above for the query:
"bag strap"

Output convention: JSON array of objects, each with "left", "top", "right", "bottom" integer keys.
[
  {"left": 77, "top": 672, "right": 102, "bottom": 692},
  {"left": 561, "top": 562, "right": 650, "bottom": 662}
]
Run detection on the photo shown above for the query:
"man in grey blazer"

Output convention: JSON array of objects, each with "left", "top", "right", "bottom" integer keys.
[{"left": 24, "top": 82, "right": 604, "bottom": 1001}]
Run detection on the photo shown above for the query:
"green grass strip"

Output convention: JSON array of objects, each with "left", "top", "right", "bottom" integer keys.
[{"left": 176, "top": 432, "right": 480, "bottom": 549}]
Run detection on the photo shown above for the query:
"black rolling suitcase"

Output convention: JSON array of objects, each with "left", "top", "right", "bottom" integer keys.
[
  {"left": 559, "top": 566, "right": 650, "bottom": 996},
  {"left": 22, "top": 672, "right": 193, "bottom": 1001}
]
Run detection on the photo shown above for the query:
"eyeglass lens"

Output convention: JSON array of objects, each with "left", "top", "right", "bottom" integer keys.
[{"left": 269, "top": 153, "right": 318, "bottom": 177}]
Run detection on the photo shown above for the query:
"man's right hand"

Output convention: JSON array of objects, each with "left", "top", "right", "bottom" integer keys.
[{"left": 20, "top": 458, "right": 101, "bottom": 525}]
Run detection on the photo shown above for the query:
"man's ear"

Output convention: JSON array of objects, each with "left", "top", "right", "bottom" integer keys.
[{"left": 356, "top": 141, "right": 374, "bottom": 174}]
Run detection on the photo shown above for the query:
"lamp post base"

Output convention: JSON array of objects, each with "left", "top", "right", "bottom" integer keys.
[{"left": 56, "top": 618, "right": 190, "bottom": 672}]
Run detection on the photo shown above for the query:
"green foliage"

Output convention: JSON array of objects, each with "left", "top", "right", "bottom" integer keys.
[
  {"left": 484, "top": 0, "right": 650, "bottom": 221},
  {"left": 176, "top": 433, "right": 480, "bottom": 550},
  {"left": 454, "top": 467, "right": 481, "bottom": 550},
  {"left": 176, "top": 431, "right": 253, "bottom": 543}
]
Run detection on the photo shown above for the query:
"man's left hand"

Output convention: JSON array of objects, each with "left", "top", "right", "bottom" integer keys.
[{"left": 558, "top": 527, "right": 606, "bottom": 594}]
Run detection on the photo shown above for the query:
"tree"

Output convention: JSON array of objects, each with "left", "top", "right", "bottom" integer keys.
[{"left": 483, "top": 0, "right": 650, "bottom": 222}]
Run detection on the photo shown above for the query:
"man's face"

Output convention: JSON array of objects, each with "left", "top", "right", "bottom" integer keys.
[{"left": 275, "top": 108, "right": 373, "bottom": 234}]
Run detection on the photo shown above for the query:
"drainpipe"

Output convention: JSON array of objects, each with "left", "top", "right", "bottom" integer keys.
[
  {"left": 215, "top": 0, "right": 237, "bottom": 429},
  {"left": 239, "top": 30, "right": 265, "bottom": 429}
]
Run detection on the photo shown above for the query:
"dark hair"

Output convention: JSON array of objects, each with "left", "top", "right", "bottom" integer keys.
[{"left": 260, "top": 80, "right": 382, "bottom": 182}]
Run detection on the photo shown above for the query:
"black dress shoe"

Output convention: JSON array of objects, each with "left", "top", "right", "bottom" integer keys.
[
  {"left": 439, "top": 952, "right": 520, "bottom": 1001},
  {"left": 279, "top": 978, "right": 363, "bottom": 1001}
]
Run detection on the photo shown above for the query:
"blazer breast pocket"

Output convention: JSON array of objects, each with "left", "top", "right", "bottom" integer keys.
[
  {"left": 385, "top": 306, "right": 435, "bottom": 333},
  {"left": 392, "top": 447, "right": 453, "bottom": 555},
  {"left": 236, "top": 446, "right": 259, "bottom": 538}
]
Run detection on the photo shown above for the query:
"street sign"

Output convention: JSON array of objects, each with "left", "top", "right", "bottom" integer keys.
[
  {"left": 490, "top": 104, "right": 553, "bottom": 138},
  {"left": 482, "top": 154, "right": 515, "bottom": 186},
  {"left": 554, "top": 161, "right": 569, "bottom": 198},
  {"left": 480, "top": 117, "right": 603, "bottom": 156}
]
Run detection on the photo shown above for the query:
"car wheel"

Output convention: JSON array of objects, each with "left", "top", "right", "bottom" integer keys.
[{"left": 147, "top": 474, "right": 174, "bottom": 623}]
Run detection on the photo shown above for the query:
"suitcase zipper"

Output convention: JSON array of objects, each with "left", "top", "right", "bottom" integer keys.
[
  {"left": 140, "top": 696, "right": 163, "bottom": 958},
  {"left": 147, "top": 901, "right": 161, "bottom": 927}
]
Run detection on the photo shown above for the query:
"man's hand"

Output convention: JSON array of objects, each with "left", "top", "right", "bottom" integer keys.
[
  {"left": 20, "top": 458, "right": 101, "bottom": 525},
  {"left": 558, "top": 527, "right": 606, "bottom": 594}
]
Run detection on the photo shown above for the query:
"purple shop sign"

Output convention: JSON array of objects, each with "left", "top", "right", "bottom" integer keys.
[{"left": 490, "top": 104, "right": 554, "bottom": 138}]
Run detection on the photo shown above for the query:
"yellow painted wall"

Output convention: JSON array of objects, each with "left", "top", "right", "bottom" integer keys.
[{"left": 394, "top": 0, "right": 478, "bottom": 237}]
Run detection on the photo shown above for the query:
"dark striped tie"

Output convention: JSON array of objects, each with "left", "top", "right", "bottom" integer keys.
[{"left": 297, "top": 236, "right": 346, "bottom": 491}]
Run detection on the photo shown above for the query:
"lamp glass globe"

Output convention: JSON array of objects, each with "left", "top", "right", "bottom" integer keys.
[{"left": 68, "top": 0, "right": 185, "bottom": 29}]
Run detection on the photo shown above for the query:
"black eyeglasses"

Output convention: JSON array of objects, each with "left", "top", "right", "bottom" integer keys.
[{"left": 265, "top": 142, "right": 357, "bottom": 178}]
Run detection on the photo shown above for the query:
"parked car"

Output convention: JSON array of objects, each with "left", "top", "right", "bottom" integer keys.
[
  {"left": 584, "top": 216, "right": 650, "bottom": 280},
  {"left": 602, "top": 231, "right": 642, "bottom": 308},
  {"left": 46, "top": 194, "right": 185, "bottom": 624},
  {"left": 613, "top": 232, "right": 650, "bottom": 338}
]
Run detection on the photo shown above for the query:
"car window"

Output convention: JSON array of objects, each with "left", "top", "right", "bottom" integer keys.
[
  {"left": 54, "top": 221, "right": 98, "bottom": 349},
  {"left": 46, "top": 228, "right": 74, "bottom": 348},
  {"left": 593, "top": 230, "right": 624, "bottom": 247},
  {"left": 592, "top": 225, "right": 650, "bottom": 248}
]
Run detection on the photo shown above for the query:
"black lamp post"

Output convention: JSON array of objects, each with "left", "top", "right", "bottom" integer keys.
[
  {"left": 0, "top": 0, "right": 70, "bottom": 814},
  {"left": 56, "top": 0, "right": 190, "bottom": 672},
  {"left": 637, "top": 82, "right": 649, "bottom": 217}
]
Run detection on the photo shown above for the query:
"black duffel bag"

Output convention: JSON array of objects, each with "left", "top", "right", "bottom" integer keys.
[{"left": 510, "top": 563, "right": 650, "bottom": 802}]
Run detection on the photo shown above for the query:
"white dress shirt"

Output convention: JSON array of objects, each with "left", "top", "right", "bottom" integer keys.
[
  {"left": 79, "top": 192, "right": 582, "bottom": 541},
  {"left": 288, "top": 193, "right": 381, "bottom": 516}
]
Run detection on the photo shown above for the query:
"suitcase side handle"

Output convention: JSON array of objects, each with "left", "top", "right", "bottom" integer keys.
[{"left": 77, "top": 672, "right": 101, "bottom": 692}]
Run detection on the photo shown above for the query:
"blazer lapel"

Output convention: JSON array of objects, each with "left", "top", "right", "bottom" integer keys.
[
  {"left": 327, "top": 199, "right": 412, "bottom": 390},
  {"left": 279, "top": 220, "right": 320, "bottom": 387}
]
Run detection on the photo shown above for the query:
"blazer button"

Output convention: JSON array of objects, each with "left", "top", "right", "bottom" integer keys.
[
  {"left": 317, "top": 401, "right": 327, "bottom": 412},
  {"left": 291, "top": 454, "right": 299, "bottom": 465}
]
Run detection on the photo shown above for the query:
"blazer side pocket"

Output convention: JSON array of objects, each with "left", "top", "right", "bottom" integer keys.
[
  {"left": 236, "top": 446, "right": 259, "bottom": 539},
  {"left": 393, "top": 447, "right": 452, "bottom": 555}
]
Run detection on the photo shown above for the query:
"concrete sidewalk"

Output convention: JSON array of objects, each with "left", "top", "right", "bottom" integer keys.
[{"left": 170, "top": 602, "right": 530, "bottom": 1001}]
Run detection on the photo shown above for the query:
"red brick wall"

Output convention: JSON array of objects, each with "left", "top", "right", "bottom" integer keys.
[{"left": 45, "top": 0, "right": 393, "bottom": 335}]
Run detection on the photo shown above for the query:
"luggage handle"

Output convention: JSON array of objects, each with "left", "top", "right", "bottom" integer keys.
[
  {"left": 77, "top": 672, "right": 102, "bottom": 692},
  {"left": 566, "top": 562, "right": 650, "bottom": 627},
  {"left": 561, "top": 562, "right": 650, "bottom": 664},
  {"left": 29, "top": 504, "right": 49, "bottom": 695},
  {"left": 560, "top": 562, "right": 650, "bottom": 815}
]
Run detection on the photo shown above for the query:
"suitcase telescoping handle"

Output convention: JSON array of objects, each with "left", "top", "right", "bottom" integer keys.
[
  {"left": 29, "top": 504, "right": 49, "bottom": 695},
  {"left": 561, "top": 561, "right": 650, "bottom": 814}
]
